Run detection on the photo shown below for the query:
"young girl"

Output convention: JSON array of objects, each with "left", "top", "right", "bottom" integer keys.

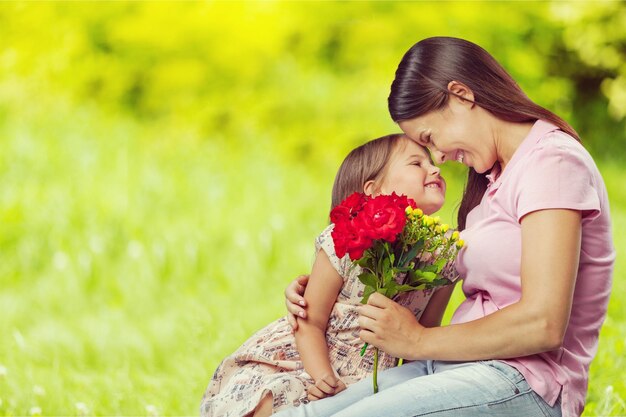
[{"left": 200, "top": 133, "right": 458, "bottom": 417}]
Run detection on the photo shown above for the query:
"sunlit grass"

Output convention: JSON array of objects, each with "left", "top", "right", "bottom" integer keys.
[
  {"left": 1, "top": 2, "right": 625, "bottom": 415},
  {"left": 0, "top": 105, "right": 336, "bottom": 416},
  {"left": 0, "top": 104, "right": 624, "bottom": 416}
]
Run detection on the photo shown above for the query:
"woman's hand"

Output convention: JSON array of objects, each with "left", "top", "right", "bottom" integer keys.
[
  {"left": 357, "top": 292, "right": 424, "bottom": 360},
  {"left": 306, "top": 374, "right": 346, "bottom": 401},
  {"left": 284, "top": 275, "right": 309, "bottom": 330}
]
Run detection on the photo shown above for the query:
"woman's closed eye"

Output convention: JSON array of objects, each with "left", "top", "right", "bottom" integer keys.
[{"left": 419, "top": 133, "right": 432, "bottom": 146}]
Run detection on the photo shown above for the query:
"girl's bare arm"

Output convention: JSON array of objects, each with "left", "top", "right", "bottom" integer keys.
[
  {"left": 418, "top": 284, "right": 455, "bottom": 328},
  {"left": 294, "top": 250, "right": 343, "bottom": 384}
]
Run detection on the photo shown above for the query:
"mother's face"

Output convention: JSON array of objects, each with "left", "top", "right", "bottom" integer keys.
[{"left": 398, "top": 88, "right": 497, "bottom": 174}]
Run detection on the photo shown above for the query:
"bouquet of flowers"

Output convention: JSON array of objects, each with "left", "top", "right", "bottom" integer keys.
[{"left": 330, "top": 192, "right": 464, "bottom": 393}]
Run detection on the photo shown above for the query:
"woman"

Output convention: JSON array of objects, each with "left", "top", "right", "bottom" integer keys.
[{"left": 277, "top": 37, "right": 614, "bottom": 417}]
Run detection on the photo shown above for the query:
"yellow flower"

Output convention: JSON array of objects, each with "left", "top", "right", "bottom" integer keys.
[
  {"left": 433, "top": 216, "right": 441, "bottom": 224},
  {"left": 434, "top": 225, "right": 442, "bottom": 234},
  {"left": 405, "top": 206, "right": 413, "bottom": 215},
  {"left": 422, "top": 215, "right": 433, "bottom": 226},
  {"left": 414, "top": 208, "right": 423, "bottom": 217},
  {"left": 451, "top": 231, "right": 460, "bottom": 241},
  {"left": 456, "top": 239, "right": 465, "bottom": 248},
  {"left": 441, "top": 224, "right": 450, "bottom": 233}
]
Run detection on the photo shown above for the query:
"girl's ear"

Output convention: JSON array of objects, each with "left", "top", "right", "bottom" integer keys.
[{"left": 363, "top": 180, "right": 378, "bottom": 197}]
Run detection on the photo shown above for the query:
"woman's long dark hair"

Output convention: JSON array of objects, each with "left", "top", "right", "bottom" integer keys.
[{"left": 388, "top": 37, "right": 579, "bottom": 230}]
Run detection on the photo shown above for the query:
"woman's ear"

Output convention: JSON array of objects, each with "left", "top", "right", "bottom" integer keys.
[
  {"left": 447, "top": 81, "right": 475, "bottom": 108},
  {"left": 363, "top": 180, "right": 378, "bottom": 197}
]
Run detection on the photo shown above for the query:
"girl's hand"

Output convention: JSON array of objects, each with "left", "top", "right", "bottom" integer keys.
[
  {"left": 357, "top": 292, "right": 424, "bottom": 360},
  {"left": 306, "top": 374, "right": 346, "bottom": 401},
  {"left": 285, "top": 275, "right": 309, "bottom": 330}
]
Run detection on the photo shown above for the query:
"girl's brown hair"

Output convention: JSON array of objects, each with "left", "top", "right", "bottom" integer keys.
[
  {"left": 331, "top": 134, "right": 408, "bottom": 209},
  {"left": 388, "top": 37, "right": 580, "bottom": 230}
]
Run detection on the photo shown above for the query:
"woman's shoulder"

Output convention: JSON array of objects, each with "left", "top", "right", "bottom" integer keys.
[
  {"left": 537, "top": 130, "right": 595, "bottom": 164},
  {"left": 522, "top": 129, "right": 602, "bottom": 183},
  {"left": 513, "top": 128, "right": 609, "bottom": 220}
]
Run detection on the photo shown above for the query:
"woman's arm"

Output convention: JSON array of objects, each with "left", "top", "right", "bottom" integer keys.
[
  {"left": 287, "top": 262, "right": 456, "bottom": 331},
  {"left": 418, "top": 284, "right": 455, "bottom": 328},
  {"left": 294, "top": 250, "right": 344, "bottom": 387},
  {"left": 358, "top": 208, "right": 582, "bottom": 360}
]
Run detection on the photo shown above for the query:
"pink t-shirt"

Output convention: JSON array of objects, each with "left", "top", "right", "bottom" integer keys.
[{"left": 452, "top": 120, "right": 615, "bottom": 417}]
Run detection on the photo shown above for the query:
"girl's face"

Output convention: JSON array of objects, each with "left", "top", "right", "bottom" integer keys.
[
  {"left": 375, "top": 140, "right": 446, "bottom": 215},
  {"left": 398, "top": 97, "right": 497, "bottom": 174}
]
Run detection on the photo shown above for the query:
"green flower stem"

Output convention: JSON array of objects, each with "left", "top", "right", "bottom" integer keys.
[
  {"left": 360, "top": 342, "right": 368, "bottom": 356},
  {"left": 373, "top": 348, "right": 379, "bottom": 393}
]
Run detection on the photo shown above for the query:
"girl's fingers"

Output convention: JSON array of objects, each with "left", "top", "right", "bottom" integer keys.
[
  {"left": 336, "top": 380, "right": 347, "bottom": 394},
  {"left": 315, "top": 377, "right": 336, "bottom": 395},
  {"left": 307, "top": 386, "right": 326, "bottom": 400},
  {"left": 308, "top": 376, "right": 343, "bottom": 401},
  {"left": 307, "top": 393, "right": 324, "bottom": 401}
]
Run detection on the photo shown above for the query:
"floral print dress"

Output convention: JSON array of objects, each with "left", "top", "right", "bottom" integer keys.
[{"left": 200, "top": 225, "right": 458, "bottom": 417}]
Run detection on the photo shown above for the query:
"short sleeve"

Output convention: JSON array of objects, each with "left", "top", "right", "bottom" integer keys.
[
  {"left": 515, "top": 137, "right": 600, "bottom": 222},
  {"left": 314, "top": 224, "right": 352, "bottom": 281}
]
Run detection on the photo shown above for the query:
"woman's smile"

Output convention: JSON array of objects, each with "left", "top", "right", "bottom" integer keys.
[{"left": 455, "top": 150, "right": 465, "bottom": 164}]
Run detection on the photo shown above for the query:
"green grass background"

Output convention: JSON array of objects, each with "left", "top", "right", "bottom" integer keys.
[{"left": 0, "top": 2, "right": 625, "bottom": 416}]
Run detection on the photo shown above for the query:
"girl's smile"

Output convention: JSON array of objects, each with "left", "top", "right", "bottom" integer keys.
[{"left": 366, "top": 138, "right": 446, "bottom": 215}]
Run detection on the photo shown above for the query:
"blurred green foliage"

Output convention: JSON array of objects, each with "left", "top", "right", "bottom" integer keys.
[{"left": 0, "top": 2, "right": 624, "bottom": 416}]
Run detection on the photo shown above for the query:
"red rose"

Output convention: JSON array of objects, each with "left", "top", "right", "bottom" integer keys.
[
  {"left": 390, "top": 193, "right": 417, "bottom": 211},
  {"left": 331, "top": 220, "right": 372, "bottom": 260},
  {"left": 330, "top": 192, "right": 367, "bottom": 226},
  {"left": 329, "top": 192, "right": 415, "bottom": 260},
  {"left": 330, "top": 192, "right": 373, "bottom": 260},
  {"left": 358, "top": 193, "right": 408, "bottom": 242}
]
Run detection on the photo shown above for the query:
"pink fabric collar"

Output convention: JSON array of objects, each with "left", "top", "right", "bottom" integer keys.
[{"left": 486, "top": 119, "right": 560, "bottom": 191}]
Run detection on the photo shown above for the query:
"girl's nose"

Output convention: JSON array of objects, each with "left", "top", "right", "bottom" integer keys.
[{"left": 429, "top": 165, "right": 441, "bottom": 177}]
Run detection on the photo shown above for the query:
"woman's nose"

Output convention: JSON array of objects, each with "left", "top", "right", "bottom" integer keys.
[{"left": 430, "top": 149, "right": 447, "bottom": 165}]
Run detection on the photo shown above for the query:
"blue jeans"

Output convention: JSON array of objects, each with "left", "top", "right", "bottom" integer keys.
[{"left": 273, "top": 360, "right": 561, "bottom": 417}]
